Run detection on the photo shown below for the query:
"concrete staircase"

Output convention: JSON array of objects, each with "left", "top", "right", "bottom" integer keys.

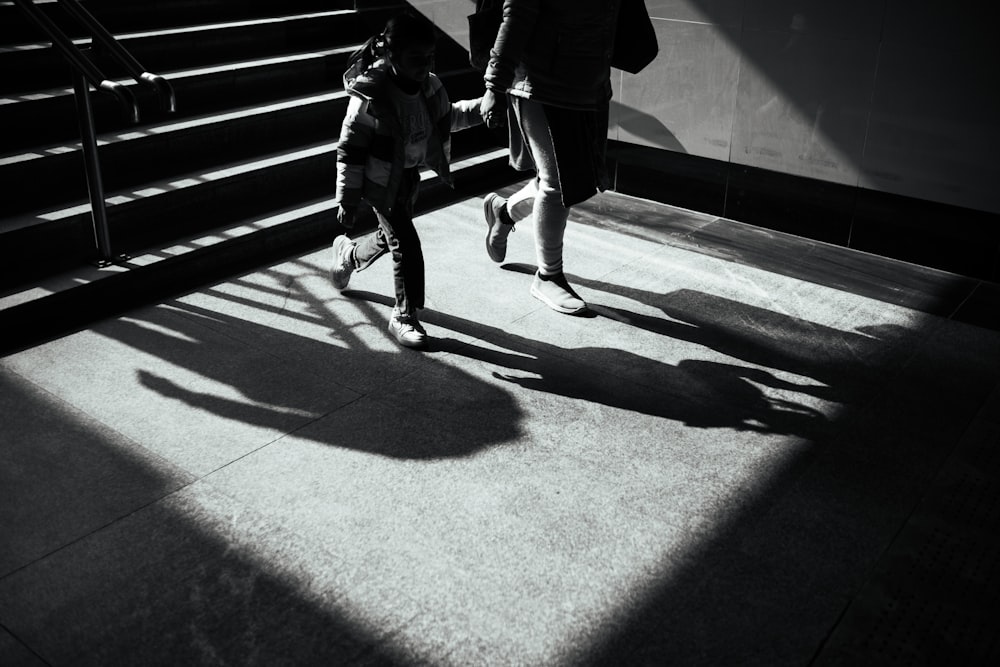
[{"left": 0, "top": 0, "right": 513, "bottom": 353}]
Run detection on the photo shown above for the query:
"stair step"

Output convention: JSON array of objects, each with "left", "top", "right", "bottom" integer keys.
[
  {"left": 1, "top": 61, "right": 488, "bottom": 214},
  {"left": 1, "top": 139, "right": 342, "bottom": 287},
  {"left": 0, "top": 0, "right": 358, "bottom": 43},
  {"left": 82, "top": 0, "right": 359, "bottom": 33},
  {"left": 0, "top": 10, "right": 371, "bottom": 94},
  {"left": 1, "top": 44, "right": 360, "bottom": 152},
  {"left": 2, "top": 34, "right": 479, "bottom": 153},
  {"left": 0, "top": 89, "right": 350, "bottom": 217},
  {"left": 1, "top": 107, "right": 505, "bottom": 287},
  {"left": 0, "top": 63, "right": 492, "bottom": 238}
]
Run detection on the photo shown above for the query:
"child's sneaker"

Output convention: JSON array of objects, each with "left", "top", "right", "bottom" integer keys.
[
  {"left": 484, "top": 192, "right": 514, "bottom": 263},
  {"left": 530, "top": 271, "right": 587, "bottom": 315},
  {"left": 388, "top": 307, "right": 428, "bottom": 349},
  {"left": 330, "top": 235, "right": 356, "bottom": 290}
]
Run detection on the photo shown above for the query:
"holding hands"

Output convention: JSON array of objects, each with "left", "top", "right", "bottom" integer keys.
[{"left": 480, "top": 89, "right": 506, "bottom": 129}]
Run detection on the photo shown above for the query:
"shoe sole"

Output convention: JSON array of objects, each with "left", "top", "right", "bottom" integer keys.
[
  {"left": 484, "top": 194, "right": 506, "bottom": 263},
  {"left": 388, "top": 321, "right": 428, "bottom": 349},
  {"left": 391, "top": 330, "right": 428, "bottom": 349},
  {"left": 530, "top": 281, "right": 587, "bottom": 315}
]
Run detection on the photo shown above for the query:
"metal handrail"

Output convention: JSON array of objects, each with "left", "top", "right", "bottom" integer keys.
[
  {"left": 59, "top": 0, "right": 176, "bottom": 114},
  {"left": 12, "top": 0, "right": 140, "bottom": 122},
  {"left": 12, "top": 0, "right": 178, "bottom": 265}
]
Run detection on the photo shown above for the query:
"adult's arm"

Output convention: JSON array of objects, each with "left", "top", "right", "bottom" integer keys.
[{"left": 483, "top": 0, "right": 542, "bottom": 93}]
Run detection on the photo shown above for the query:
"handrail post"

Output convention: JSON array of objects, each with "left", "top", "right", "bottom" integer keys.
[
  {"left": 14, "top": 0, "right": 173, "bottom": 267},
  {"left": 71, "top": 66, "right": 115, "bottom": 266}
]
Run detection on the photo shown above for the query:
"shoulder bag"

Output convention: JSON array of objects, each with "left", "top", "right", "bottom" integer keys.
[{"left": 612, "top": 0, "right": 658, "bottom": 74}]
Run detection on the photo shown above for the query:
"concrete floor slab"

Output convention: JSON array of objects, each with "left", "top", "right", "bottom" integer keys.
[
  {"left": 0, "top": 482, "right": 408, "bottom": 666},
  {"left": 2, "top": 190, "right": 998, "bottom": 665},
  {"left": 196, "top": 427, "right": 707, "bottom": 664},
  {"left": 1, "top": 304, "right": 362, "bottom": 476},
  {"left": 0, "top": 627, "right": 45, "bottom": 667},
  {"left": 0, "top": 367, "right": 194, "bottom": 577}
]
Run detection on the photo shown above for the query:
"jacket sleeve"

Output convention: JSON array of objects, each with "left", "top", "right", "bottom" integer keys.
[
  {"left": 484, "top": 0, "right": 541, "bottom": 92},
  {"left": 450, "top": 97, "right": 484, "bottom": 131},
  {"left": 334, "top": 95, "right": 375, "bottom": 208}
]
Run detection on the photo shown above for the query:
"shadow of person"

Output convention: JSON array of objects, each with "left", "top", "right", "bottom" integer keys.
[
  {"left": 104, "top": 299, "right": 525, "bottom": 459},
  {"left": 565, "top": 274, "right": 917, "bottom": 406},
  {"left": 490, "top": 356, "right": 827, "bottom": 436},
  {"left": 343, "top": 290, "right": 829, "bottom": 439}
]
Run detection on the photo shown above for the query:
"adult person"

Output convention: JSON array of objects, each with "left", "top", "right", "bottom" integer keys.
[{"left": 479, "top": 0, "right": 621, "bottom": 315}]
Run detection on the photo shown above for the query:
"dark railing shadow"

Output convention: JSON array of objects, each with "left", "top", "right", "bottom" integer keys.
[
  {"left": 118, "top": 253, "right": 922, "bottom": 454},
  {"left": 117, "top": 251, "right": 851, "bottom": 452}
]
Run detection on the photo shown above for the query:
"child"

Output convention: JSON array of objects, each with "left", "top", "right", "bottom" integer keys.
[{"left": 330, "top": 11, "right": 483, "bottom": 349}]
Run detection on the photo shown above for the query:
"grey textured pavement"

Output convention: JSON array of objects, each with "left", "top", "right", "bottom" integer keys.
[{"left": 2, "top": 186, "right": 999, "bottom": 665}]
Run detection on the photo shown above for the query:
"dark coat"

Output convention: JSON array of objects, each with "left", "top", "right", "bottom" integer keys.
[
  {"left": 484, "top": 0, "right": 620, "bottom": 110},
  {"left": 335, "top": 60, "right": 481, "bottom": 217}
]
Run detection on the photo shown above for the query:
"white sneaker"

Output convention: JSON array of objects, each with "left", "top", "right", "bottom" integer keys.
[
  {"left": 330, "top": 235, "right": 356, "bottom": 290},
  {"left": 484, "top": 193, "right": 514, "bottom": 263},
  {"left": 388, "top": 307, "right": 427, "bottom": 349},
  {"left": 530, "top": 272, "right": 587, "bottom": 315}
]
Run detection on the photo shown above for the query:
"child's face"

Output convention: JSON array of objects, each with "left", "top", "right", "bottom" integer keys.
[{"left": 390, "top": 43, "right": 435, "bottom": 84}]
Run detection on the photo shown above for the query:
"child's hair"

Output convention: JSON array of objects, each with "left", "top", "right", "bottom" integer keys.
[{"left": 344, "top": 11, "right": 436, "bottom": 86}]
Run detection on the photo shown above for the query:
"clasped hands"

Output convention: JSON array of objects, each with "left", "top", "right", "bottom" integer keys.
[{"left": 480, "top": 89, "right": 507, "bottom": 129}]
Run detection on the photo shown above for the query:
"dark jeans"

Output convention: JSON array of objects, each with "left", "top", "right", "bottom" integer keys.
[{"left": 353, "top": 168, "right": 424, "bottom": 313}]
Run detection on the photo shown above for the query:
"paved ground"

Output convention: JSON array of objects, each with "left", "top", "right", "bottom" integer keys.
[{"left": 2, "top": 185, "right": 999, "bottom": 665}]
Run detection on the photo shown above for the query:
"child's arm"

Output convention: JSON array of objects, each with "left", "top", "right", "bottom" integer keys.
[
  {"left": 449, "top": 97, "right": 485, "bottom": 132},
  {"left": 334, "top": 95, "right": 376, "bottom": 225}
]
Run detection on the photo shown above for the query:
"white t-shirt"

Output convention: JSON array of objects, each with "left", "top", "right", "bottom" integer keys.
[{"left": 390, "top": 87, "right": 432, "bottom": 169}]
